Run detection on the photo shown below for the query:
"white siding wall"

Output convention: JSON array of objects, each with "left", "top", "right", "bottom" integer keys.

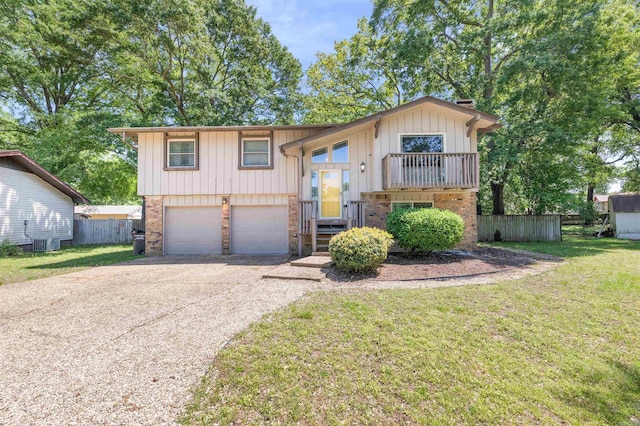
[
  {"left": 163, "top": 194, "right": 289, "bottom": 206},
  {"left": 138, "top": 129, "right": 320, "bottom": 198},
  {"left": 0, "top": 167, "right": 74, "bottom": 245},
  {"left": 613, "top": 213, "right": 640, "bottom": 239}
]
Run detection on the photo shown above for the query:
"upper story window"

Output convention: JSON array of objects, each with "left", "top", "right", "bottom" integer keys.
[
  {"left": 311, "top": 147, "right": 328, "bottom": 163},
  {"left": 332, "top": 141, "right": 348, "bottom": 163},
  {"left": 401, "top": 134, "right": 443, "bottom": 153},
  {"left": 311, "top": 140, "right": 348, "bottom": 163},
  {"left": 241, "top": 137, "right": 272, "bottom": 168},
  {"left": 166, "top": 137, "right": 198, "bottom": 169}
]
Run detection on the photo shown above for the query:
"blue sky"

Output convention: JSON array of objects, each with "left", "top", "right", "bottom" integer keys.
[{"left": 246, "top": 0, "right": 374, "bottom": 69}]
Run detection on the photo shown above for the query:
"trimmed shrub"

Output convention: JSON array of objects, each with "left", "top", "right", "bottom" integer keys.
[
  {"left": 386, "top": 208, "right": 464, "bottom": 253},
  {"left": 0, "top": 240, "right": 23, "bottom": 257},
  {"left": 329, "top": 227, "right": 394, "bottom": 273}
]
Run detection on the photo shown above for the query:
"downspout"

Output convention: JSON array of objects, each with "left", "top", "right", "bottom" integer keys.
[{"left": 280, "top": 144, "right": 303, "bottom": 256}]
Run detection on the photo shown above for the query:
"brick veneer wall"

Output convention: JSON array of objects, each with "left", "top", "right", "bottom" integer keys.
[
  {"left": 433, "top": 192, "right": 477, "bottom": 251},
  {"left": 288, "top": 194, "right": 298, "bottom": 255},
  {"left": 362, "top": 191, "right": 478, "bottom": 251},
  {"left": 144, "top": 196, "right": 163, "bottom": 256},
  {"left": 362, "top": 193, "right": 392, "bottom": 229}
]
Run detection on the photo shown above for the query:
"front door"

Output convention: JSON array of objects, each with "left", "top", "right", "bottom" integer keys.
[{"left": 319, "top": 170, "right": 342, "bottom": 219}]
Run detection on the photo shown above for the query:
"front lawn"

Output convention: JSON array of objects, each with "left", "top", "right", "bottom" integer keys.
[
  {"left": 0, "top": 244, "right": 136, "bottom": 285},
  {"left": 182, "top": 237, "right": 640, "bottom": 425}
]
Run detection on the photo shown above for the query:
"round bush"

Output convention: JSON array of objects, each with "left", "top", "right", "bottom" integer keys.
[
  {"left": 0, "top": 240, "right": 23, "bottom": 257},
  {"left": 328, "top": 227, "right": 394, "bottom": 273},
  {"left": 386, "top": 208, "right": 464, "bottom": 252}
]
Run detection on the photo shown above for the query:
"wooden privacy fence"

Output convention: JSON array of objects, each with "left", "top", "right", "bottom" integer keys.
[
  {"left": 73, "top": 219, "right": 145, "bottom": 245},
  {"left": 477, "top": 215, "right": 562, "bottom": 242}
]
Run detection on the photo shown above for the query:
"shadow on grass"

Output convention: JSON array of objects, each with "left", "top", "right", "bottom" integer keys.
[
  {"left": 489, "top": 236, "right": 640, "bottom": 259},
  {"left": 24, "top": 252, "right": 136, "bottom": 270},
  {"left": 27, "top": 253, "right": 292, "bottom": 269},
  {"left": 561, "top": 359, "right": 640, "bottom": 424}
]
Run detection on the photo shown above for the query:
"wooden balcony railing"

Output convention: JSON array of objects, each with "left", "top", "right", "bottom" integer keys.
[{"left": 382, "top": 152, "right": 479, "bottom": 190}]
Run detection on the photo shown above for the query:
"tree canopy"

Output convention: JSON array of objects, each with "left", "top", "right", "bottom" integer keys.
[
  {"left": 2, "top": 0, "right": 638, "bottom": 210},
  {"left": 0, "top": 0, "right": 302, "bottom": 203},
  {"left": 305, "top": 0, "right": 640, "bottom": 214}
]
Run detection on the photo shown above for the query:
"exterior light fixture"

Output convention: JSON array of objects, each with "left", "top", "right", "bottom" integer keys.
[
  {"left": 222, "top": 197, "right": 228, "bottom": 204},
  {"left": 360, "top": 162, "right": 366, "bottom": 173}
]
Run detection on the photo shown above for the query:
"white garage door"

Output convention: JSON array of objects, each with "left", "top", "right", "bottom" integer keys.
[
  {"left": 165, "top": 206, "right": 222, "bottom": 255},
  {"left": 231, "top": 206, "right": 289, "bottom": 254}
]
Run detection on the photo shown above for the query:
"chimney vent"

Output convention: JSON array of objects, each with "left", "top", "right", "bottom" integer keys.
[{"left": 455, "top": 99, "right": 475, "bottom": 109}]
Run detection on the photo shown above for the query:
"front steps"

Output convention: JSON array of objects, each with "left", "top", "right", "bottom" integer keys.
[
  {"left": 315, "top": 222, "right": 347, "bottom": 252},
  {"left": 261, "top": 255, "right": 334, "bottom": 281}
]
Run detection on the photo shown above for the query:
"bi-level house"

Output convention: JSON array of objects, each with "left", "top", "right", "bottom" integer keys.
[{"left": 108, "top": 96, "right": 500, "bottom": 256}]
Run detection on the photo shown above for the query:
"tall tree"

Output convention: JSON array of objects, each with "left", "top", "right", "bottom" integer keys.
[
  {"left": 103, "top": 0, "right": 303, "bottom": 126},
  {"left": 304, "top": 18, "right": 404, "bottom": 123},
  {"left": 0, "top": 0, "right": 304, "bottom": 203},
  {"left": 370, "top": 0, "right": 640, "bottom": 214}
]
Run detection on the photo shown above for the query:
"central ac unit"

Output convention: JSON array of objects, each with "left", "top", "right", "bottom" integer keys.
[{"left": 33, "top": 238, "right": 61, "bottom": 252}]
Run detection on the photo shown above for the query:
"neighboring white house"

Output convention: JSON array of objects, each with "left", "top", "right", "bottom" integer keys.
[
  {"left": 0, "top": 150, "right": 89, "bottom": 247},
  {"left": 609, "top": 193, "right": 640, "bottom": 240},
  {"left": 593, "top": 194, "right": 609, "bottom": 213},
  {"left": 108, "top": 96, "right": 501, "bottom": 256},
  {"left": 74, "top": 205, "right": 142, "bottom": 220}
]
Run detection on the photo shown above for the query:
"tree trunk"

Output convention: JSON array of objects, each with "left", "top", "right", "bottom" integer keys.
[
  {"left": 483, "top": 0, "right": 494, "bottom": 99},
  {"left": 587, "top": 184, "right": 595, "bottom": 202},
  {"left": 491, "top": 182, "right": 505, "bottom": 215}
]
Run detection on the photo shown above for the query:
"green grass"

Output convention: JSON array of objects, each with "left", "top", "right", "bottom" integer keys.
[
  {"left": 0, "top": 244, "right": 136, "bottom": 285},
  {"left": 182, "top": 237, "right": 640, "bottom": 425},
  {"left": 485, "top": 225, "right": 640, "bottom": 258}
]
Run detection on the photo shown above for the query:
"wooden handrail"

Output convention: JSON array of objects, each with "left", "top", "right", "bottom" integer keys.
[{"left": 382, "top": 152, "right": 478, "bottom": 189}]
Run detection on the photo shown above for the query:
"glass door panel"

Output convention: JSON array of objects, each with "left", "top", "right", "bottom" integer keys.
[{"left": 320, "top": 170, "right": 341, "bottom": 219}]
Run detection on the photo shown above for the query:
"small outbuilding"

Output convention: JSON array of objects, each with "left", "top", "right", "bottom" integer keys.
[
  {"left": 74, "top": 205, "right": 142, "bottom": 220},
  {"left": 593, "top": 194, "right": 609, "bottom": 213},
  {"left": 0, "top": 150, "right": 89, "bottom": 249},
  {"left": 609, "top": 193, "right": 640, "bottom": 240}
]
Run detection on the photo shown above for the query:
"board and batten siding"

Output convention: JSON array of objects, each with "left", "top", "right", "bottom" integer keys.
[
  {"left": 138, "top": 129, "right": 319, "bottom": 198},
  {"left": 302, "top": 129, "right": 372, "bottom": 201},
  {"left": 301, "top": 104, "right": 477, "bottom": 199},
  {"left": 373, "top": 103, "right": 477, "bottom": 192},
  {"left": 0, "top": 167, "right": 74, "bottom": 245}
]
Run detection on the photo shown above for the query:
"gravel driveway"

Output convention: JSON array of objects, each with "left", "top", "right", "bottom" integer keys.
[
  {"left": 0, "top": 255, "right": 315, "bottom": 425},
  {"left": 0, "top": 252, "right": 558, "bottom": 425}
]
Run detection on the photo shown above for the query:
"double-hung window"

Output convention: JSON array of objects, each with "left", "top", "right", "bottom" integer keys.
[
  {"left": 241, "top": 137, "right": 272, "bottom": 168},
  {"left": 166, "top": 138, "right": 197, "bottom": 169}
]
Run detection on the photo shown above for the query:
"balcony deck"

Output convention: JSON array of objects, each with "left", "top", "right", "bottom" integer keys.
[{"left": 382, "top": 152, "right": 478, "bottom": 190}]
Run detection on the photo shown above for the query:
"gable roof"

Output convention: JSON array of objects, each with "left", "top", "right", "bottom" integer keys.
[
  {"left": 0, "top": 150, "right": 89, "bottom": 204},
  {"left": 280, "top": 96, "right": 501, "bottom": 151},
  {"left": 609, "top": 193, "right": 640, "bottom": 213},
  {"left": 593, "top": 194, "right": 609, "bottom": 203}
]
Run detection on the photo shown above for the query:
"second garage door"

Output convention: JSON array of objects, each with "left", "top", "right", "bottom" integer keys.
[
  {"left": 165, "top": 206, "right": 222, "bottom": 255},
  {"left": 231, "top": 206, "right": 289, "bottom": 254}
]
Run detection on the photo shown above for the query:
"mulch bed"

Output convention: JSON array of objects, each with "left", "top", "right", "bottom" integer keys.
[{"left": 326, "top": 247, "right": 549, "bottom": 282}]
